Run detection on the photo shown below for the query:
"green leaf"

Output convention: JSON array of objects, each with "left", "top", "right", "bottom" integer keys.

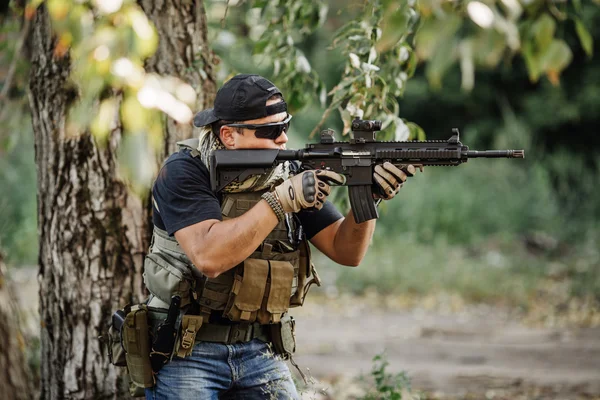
[
  {"left": 121, "top": 95, "right": 149, "bottom": 134},
  {"left": 407, "top": 121, "right": 426, "bottom": 141},
  {"left": 415, "top": 15, "right": 461, "bottom": 61},
  {"left": 376, "top": 5, "right": 409, "bottom": 52},
  {"left": 539, "top": 39, "right": 573, "bottom": 74},
  {"left": 91, "top": 98, "right": 118, "bottom": 144},
  {"left": 473, "top": 29, "right": 507, "bottom": 67},
  {"left": 404, "top": 50, "right": 418, "bottom": 78},
  {"left": 459, "top": 39, "right": 474, "bottom": 91},
  {"left": 332, "top": 21, "right": 362, "bottom": 47},
  {"left": 574, "top": 18, "right": 593, "bottom": 58},
  {"left": 522, "top": 40, "right": 540, "bottom": 82},
  {"left": 253, "top": 38, "right": 270, "bottom": 54},
  {"left": 532, "top": 13, "right": 555, "bottom": 53},
  {"left": 425, "top": 37, "right": 458, "bottom": 89},
  {"left": 252, "top": 0, "right": 269, "bottom": 9}
]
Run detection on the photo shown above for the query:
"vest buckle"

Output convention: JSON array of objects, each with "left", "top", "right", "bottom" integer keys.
[{"left": 176, "top": 315, "right": 204, "bottom": 358}]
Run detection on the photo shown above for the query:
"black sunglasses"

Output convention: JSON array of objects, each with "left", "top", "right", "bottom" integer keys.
[{"left": 226, "top": 114, "right": 292, "bottom": 140}]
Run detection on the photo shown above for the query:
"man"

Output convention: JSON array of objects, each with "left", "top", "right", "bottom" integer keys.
[{"left": 144, "top": 74, "right": 412, "bottom": 399}]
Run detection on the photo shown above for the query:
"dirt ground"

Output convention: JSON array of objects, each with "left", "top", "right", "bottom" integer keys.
[
  {"left": 10, "top": 267, "right": 600, "bottom": 400},
  {"left": 290, "top": 296, "right": 600, "bottom": 399}
]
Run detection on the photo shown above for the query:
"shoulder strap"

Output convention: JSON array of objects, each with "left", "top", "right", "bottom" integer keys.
[
  {"left": 176, "top": 138, "right": 200, "bottom": 151},
  {"left": 176, "top": 138, "right": 201, "bottom": 158}
]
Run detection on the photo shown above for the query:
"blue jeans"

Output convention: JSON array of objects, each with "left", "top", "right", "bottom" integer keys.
[{"left": 145, "top": 339, "right": 299, "bottom": 399}]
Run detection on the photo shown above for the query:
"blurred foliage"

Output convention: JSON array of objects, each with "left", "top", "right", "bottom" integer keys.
[
  {"left": 250, "top": 0, "right": 328, "bottom": 111},
  {"left": 8, "top": 0, "right": 595, "bottom": 148},
  {"left": 26, "top": 0, "right": 197, "bottom": 146},
  {"left": 0, "top": 117, "right": 37, "bottom": 265},
  {"left": 209, "top": 0, "right": 595, "bottom": 141},
  {"left": 0, "top": 2, "right": 37, "bottom": 265}
]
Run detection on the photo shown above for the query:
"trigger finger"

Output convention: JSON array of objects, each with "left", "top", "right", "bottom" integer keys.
[{"left": 316, "top": 170, "right": 346, "bottom": 185}]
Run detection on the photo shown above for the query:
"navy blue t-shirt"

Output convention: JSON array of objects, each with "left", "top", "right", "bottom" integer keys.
[{"left": 152, "top": 149, "right": 343, "bottom": 239}]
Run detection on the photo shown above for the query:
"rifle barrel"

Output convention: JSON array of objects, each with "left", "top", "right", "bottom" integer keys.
[{"left": 466, "top": 150, "right": 524, "bottom": 158}]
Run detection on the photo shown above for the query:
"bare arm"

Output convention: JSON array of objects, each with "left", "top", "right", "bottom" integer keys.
[
  {"left": 310, "top": 210, "right": 376, "bottom": 267},
  {"left": 310, "top": 162, "right": 416, "bottom": 265},
  {"left": 174, "top": 200, "right": 278, "bottom": 278}
]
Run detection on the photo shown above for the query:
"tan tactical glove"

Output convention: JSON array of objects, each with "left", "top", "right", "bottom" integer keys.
[
  {"left": 274, "top": 170, "right": 346, "bottom": 213},
  {"left": 373, "top": 162, "right": 421, "bottom": 200}
]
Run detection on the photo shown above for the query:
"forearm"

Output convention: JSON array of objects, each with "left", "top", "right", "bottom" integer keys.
[
  {"left": 332, "top": 210, "right": 376, "bottom": 266},
  {"left": 188, "top": 200, "right": 279, "bottom": 277}
]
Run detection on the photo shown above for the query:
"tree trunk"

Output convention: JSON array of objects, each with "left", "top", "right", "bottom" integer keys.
[
  {"left": 140, "top": 0, "right": 217, "bottom": 157},
  {"left": 0, "top": 254, "right": 34, "bottom": 400},
  {"left": 28, "top": 2, "right": 215, "bottom": 399}
]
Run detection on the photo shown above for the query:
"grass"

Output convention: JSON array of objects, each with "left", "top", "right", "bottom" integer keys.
[
  {"left": 313, "top": 232, "right": 600, "bottom": 327},
  {"left": 314, "top": 234, "right": 546, "bottom": 306},
  {"left": 316, "top": 153, "right": 600, "bottom": 319}
]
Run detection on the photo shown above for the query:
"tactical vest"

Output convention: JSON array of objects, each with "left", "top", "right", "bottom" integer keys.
[{"left": 143, "top": 142, "right": 321, "bottom": 326}]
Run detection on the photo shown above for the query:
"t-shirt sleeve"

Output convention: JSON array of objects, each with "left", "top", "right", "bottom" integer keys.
[
  {"left": 296, "top": 200, "right": 343, "bottom": 240},
  {"left": 152, "top": 154, "right": 223, "bottom": 236}
]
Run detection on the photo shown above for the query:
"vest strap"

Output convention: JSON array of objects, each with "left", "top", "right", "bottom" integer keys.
[
  {"left": 176, "top": 138, "right": 200, "bottom": 152},
  {"left": 261, "top": 243, "right": 273, "bottom": 258},
  {"left": 201, "top": 288, "right": 229, "bottom": 304},
  {"left": 152, "top": 227, "right": 186, "bottom": 256},
  {"left": 176, "top": 315, "right": 204, "bottom": 358}
]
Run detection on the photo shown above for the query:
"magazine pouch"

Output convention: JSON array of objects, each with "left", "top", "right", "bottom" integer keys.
[
  {"left": 269, "top": 314, "right": 296, "bottom": 359},
  {"left": 122, "top": 305, "right": 154, "bottom": 391}
]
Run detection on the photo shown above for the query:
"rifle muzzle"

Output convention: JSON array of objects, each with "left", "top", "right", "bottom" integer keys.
[{"left": 466, "top": 150, "right": 525, "bottom": 158}]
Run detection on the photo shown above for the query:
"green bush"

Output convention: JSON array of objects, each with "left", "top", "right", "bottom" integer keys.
[{"left": 316, "top": 146, "right": 600, "bottom": 304}]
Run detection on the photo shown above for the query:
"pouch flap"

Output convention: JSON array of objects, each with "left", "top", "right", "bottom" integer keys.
[
  {"left": 268, "top": 250, "right": 300, "bottom": 263},
  {"left": 266, "top": 260, "right": 294, "bottom": 315},
  {"left": 143, "top": 253, "right": 192, "bottom": 304},
  {"left": 235, "top": 259, "right": 269, "bottom": 312}
]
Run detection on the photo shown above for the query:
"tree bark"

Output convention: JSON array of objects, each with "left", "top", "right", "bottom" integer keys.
[
  {"left": 28, "top": 2, "right": 215, "bottom": 399},
  {"left": 0, "top": 254, "right": 34, "bottom": 400},
  {"left": 140, "top": 0, "right": 218, "bottom": 157}
]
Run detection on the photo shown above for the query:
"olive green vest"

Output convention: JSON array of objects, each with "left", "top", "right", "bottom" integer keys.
[{"left": 143, "top": 141, "right": 320, "bottom": 325}]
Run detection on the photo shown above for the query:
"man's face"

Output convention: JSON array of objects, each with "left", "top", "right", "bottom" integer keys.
[{"left": 220, "top": 98, "right": 289, "bottom": 150}]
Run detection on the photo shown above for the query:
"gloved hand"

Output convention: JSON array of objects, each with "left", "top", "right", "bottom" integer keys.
[
  {"left": 373, "top": 162, "right": 421, "bottom": 200},
  {"left": 274, "top": 170, "right": 346, "bottom": 213}
]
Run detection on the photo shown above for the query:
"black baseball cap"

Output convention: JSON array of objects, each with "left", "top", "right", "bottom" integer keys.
[{"left": 193, "top": 74, "right": 287, "bottom": 127}]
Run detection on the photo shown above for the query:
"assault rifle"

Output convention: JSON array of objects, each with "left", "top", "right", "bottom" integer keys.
[{"left": 210, "top": 119, "right": 525, "bottom": 223}]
